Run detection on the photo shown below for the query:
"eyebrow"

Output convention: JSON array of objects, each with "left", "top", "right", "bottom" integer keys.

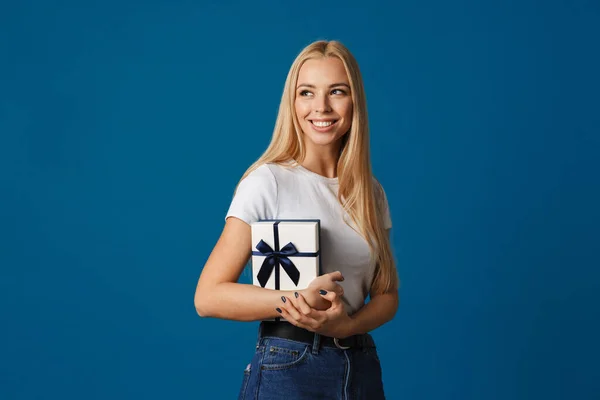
[{"left": 296, "top": 83, "right": 351, "bottom": 89}]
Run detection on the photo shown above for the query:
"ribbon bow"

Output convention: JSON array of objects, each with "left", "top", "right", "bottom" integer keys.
[{"left": 255, "top": 239, "right": 301, "bottom": 288}]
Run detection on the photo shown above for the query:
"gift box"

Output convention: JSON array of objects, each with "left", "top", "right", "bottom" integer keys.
[{"left": 251, "top": 220, "right": 321, "bottom": 293}]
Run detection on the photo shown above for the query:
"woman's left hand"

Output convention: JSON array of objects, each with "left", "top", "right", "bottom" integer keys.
[{"left": 278, "top": 290, "right": 354, "bottom": 339}]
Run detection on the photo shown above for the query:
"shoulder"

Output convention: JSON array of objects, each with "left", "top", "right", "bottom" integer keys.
[
  {"left": 236, "top": 163, "right": 278, "bottom": 190},
  {"left": 244, "top": 163, "right": 277, "bottom": 181},
  {"left": 226, "top": 164, "right": 280, "bottom": 224},
  {"left": 372, "top": 176, "right": 392, "bottom": 229},
  {"left": 371, "top": 176, "right": 387, "bottom": 199},
  {"left": 245, "top": 161, "right": 301, "bottom": 185}
]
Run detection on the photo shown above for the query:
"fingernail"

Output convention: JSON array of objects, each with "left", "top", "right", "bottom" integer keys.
[
  {"left": 319, "top": 290, "right": 327, "bottom": 295},
  {"left": 281, "top": 296, "right": 286, "bottom": 303},
  {"left": 276, "top": 308, "right": 282, "bottom": 313},
  {"left": 294, "top": 292, "right": 299, "bottom": 298}
]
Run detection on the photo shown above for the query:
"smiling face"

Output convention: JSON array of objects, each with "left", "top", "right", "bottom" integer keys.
[{"left": 294, "top": 57, "right": 353, "bottom": 153}]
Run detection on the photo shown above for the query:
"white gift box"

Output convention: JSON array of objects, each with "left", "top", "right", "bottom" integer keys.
[{"left": 251, "top": 220, "right": 321, "bottom": 292}]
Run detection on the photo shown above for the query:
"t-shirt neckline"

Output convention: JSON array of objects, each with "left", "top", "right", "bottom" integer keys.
[{"left": 293, "top": 161, "right": 339, "bottom": 185}]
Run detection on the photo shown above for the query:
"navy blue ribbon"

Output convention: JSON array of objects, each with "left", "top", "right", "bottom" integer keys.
[{"left": 252, "top": 221, "right": 319, "bottom": 289}]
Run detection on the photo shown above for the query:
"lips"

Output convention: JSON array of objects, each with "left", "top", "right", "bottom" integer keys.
[
  {"left": 308, "top": 119, "right": 339, "bottom": 133},
  {"left": 310, "top": 120, "right": 338, "bottom": 127}
]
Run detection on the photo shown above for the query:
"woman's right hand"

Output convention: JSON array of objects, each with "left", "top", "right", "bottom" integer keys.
[{"left": 299, "top": 271, "right": 345, "bottom": 310}]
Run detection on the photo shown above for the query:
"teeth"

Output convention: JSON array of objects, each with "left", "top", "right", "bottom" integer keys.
[{"left": 312, "top": 121, "right": 334, "bottom": 127}]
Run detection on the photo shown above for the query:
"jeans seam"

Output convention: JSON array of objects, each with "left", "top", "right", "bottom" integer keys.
[
  {"left": 239, "top": 369, "right": 250, "bottom": 400},
  {"left": 260, "top": 345, "right": 310, "bottom": 371},
  {"left": 261, "top": 336, "right": 312, "bottom": 347},
  {"left": 267, "top": 345, "right": 300, "bottom": 356}
]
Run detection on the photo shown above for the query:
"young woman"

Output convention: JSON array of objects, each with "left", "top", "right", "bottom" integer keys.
[{"left": 194, "top": 40, "right": 399, "bottom": 399}]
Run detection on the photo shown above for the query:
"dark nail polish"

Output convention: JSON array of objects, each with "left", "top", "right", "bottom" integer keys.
[
  {"left": 281, "top": 296, "right": 286, "bottom": 303},
  {"left": 276, "top": 308, "right": 282, "bottom": 313},
  {"left": 319, "top": 290, "right": 327, "bottom": 295},
  {"left": 294, "top": 292, "right": 299, "bottom": 298}
]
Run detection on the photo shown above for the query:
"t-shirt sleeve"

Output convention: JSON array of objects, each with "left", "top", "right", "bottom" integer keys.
[
  {"left": 225, "top": 164, "right": 278, "bottom": 225},
  {"left": 375, "top": 179, "right": 392, "bottom": 230}
]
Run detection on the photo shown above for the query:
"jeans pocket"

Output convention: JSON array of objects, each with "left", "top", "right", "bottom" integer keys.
[
  {"left": 237, "top": 363, "right": 251, "bottom": 400},
  {"left": 260, "top": 339, "right": 310, "bottom": 371}
]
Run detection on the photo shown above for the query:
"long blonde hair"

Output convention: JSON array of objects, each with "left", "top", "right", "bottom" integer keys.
[{"left": 238, "top": 40, "right": 398, "bottom": 295}]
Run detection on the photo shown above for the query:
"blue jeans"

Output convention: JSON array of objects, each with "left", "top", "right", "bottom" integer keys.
[{"left": 238, "top": 326, "right": 386, "bottom": 399}]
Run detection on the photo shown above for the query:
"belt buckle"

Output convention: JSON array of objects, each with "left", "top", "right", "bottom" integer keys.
[{"left": 333, "top": 337, "right": 351, "bottom": 350}]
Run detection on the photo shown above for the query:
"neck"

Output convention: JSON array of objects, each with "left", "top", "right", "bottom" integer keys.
[{"left": 297, "top": 150, "right": 340, "bottom": 179}]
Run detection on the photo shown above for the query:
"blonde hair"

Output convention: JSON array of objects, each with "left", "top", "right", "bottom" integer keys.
[{"left": 238, "top": 40, "right": 398, "bottom": 295}]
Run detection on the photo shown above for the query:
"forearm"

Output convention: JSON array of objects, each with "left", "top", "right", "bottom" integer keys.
[
  {"left": 195, "top": 282, "right": 295, "bottom": 321},
  {"left": 346, "top": 291, "right": 398, "bottom": 337}
]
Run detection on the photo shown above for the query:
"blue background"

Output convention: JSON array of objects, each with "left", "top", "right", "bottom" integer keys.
[{"left": 1, "top": 0, "right": 599, "bottom": 399}]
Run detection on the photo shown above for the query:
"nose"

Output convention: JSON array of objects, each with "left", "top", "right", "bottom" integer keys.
[{"left": 314, "top": 93, "right": 332, "bottom": 113}]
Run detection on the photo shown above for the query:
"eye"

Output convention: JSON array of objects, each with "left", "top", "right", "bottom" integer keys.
[
  {"left": 331, "top": 88, "right": 347, "bottom": 95},
  {"left": 299, "top": 90, "right": 312, "bottom": 97}
]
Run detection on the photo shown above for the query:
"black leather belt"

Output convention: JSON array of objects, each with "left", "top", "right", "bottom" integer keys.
[{"left": 260, "top": 321, "right": 375, "bottom": 349}]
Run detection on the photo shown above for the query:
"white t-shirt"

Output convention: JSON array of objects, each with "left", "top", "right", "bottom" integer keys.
[{"left": 225, "top": 161, "right": 392, "bottom": 315}]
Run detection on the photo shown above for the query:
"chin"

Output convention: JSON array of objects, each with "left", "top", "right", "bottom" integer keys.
[{"left": 305, "top": 134, "right": 344, "bottom": 148}]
